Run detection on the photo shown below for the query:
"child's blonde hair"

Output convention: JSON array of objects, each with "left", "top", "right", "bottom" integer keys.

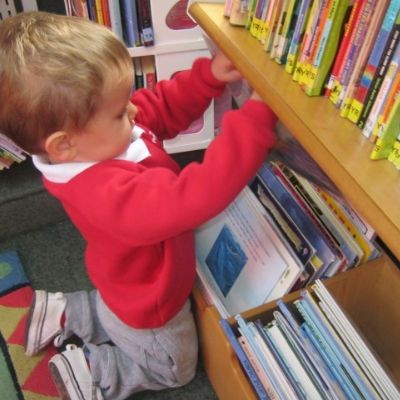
[{"left": 0, "top": 11, "right": 133, "bottom": 154}]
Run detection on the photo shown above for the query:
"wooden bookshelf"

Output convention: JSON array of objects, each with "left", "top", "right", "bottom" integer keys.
[
  {"left": 189, "top": 2, "right": 400, "bottom": 262},
  {"left": 189, "top": 3, "right": 400, "bottom": 399}
]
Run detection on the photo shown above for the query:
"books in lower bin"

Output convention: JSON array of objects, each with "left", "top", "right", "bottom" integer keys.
[
  {"left": 222, "top": 280, "right": 400, "bottom": 399},
  {"left": 0, "top": 133, "right": 27, "bottom": 171},
  {"left": 196, "top": 157, "right": 380, "bottom": 318}
]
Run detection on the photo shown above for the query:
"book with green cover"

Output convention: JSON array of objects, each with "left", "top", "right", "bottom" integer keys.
[{"left": 304, "top": 0, "right": 350, "bottom": 96}]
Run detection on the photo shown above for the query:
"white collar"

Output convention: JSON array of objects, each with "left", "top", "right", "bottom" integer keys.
[{"left": 32, "top": 125, "right": 151, "bottom": 183}]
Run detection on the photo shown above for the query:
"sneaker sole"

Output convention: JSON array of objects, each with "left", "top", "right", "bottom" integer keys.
[
  {"left": 25, "top": 290, "right": 47, "bottom": 356},
  {"left": 49, "top": 354, "right": 86, "bottom": 400}
]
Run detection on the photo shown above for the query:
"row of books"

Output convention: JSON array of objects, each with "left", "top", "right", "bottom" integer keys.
[
  {"left": 224, "top": 0, "right": 400, "bottom": 169},
  {"left": 62, "top": 0, "right": 154, "bottom": 48},
  {"left": 133, "top": 55, "right": 157, "bottom": 90},
  {"left": 195, "top": 134, "right": 380, "bottom": 318},
  {"left": 221, "top": 280, "right": 399, "bottom": 399},
  {"left": 0, "top": 133, "right": 27, "bottom": 171}
]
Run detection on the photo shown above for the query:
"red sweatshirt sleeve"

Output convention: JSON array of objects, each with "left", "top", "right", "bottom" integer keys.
[
  {"left": 53, "top": 99, "right": 278, "bottom": 247},
  {"left": 131, "top": 57, "right": 225, "bottom": 140}
]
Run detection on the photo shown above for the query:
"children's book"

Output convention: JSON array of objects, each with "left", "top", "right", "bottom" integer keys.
[
  {"left": 270, "top": 0, "right": 292, "bottom": 60},
  {"left": 338, "top": 0, "right": 389, "bottom": 117},
  {"left": 363, "top": 40, "right": 400, "bottom": 140},
  {"left": 369, "top": 86, "right": 400, "bottom": 160},
  {"left": 285, "top": 0, "right": 312, "bottom": 74},
  {"left": 347, "top": 1, "right": 400, "bottom": 124},
  {"left": 120, "top": 0, "right": 141, "bottom": 47},
  {"left": 195, "top": 186, "right": 303, "bottom": 316},
  {"left": 305, "top": 0, "right": 350, "bottom": 96},
  {"left": 325, "top": 0, "right": 364, "bottom": 100},
  {"left": 136, "top": 0, "right": 154, "bottom": 46},
  {"left": 357, "top": 9, "right": 400, "bottom": 128}
]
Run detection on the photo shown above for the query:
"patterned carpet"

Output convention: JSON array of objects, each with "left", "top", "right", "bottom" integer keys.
[{"left": 0, "top": 250, "right": 58, "bottom": 400}]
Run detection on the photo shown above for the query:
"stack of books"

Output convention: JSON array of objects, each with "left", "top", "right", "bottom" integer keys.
[
  {"left": 221, "top": 279, "right": 400, "bottom": 399},
  {"left": 195, "top": 140, "right": 380, "bottom": 318},
  {"left": 0, "top": 133, "right": 27, "bottom": 171},
  {"left": 223, "top": 0, "right": 400, "bottom": 169}
]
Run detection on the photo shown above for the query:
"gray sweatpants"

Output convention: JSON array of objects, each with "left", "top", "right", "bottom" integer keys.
[{"left": 61, "top": 290, "right": 198, "bottom": 400}]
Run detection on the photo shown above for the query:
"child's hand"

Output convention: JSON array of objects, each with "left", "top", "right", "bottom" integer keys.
[{"left": 211, "top": 51, "right": 242, "bottom": 83}]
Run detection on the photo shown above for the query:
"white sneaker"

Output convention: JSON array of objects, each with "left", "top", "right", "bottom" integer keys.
[
  {"left": 49, "top": 344, "right": 104, "bottom": 400},
  {"left": 25, "top": 290, "right": 66, "bottom": 356}
]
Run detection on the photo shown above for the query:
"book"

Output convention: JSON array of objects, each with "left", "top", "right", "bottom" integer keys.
[
  {"left": 264, "top": 0, "right": 285, "bottom": 53},
  {"left": 136, "top": 0, "right": 154, "bottom": 46},
  {"left": 313, "top": 280, "right": 400, "bottom": 398},
  {"left": 219, "top": 319, "right": 270, "bottom": 399},
  {"left": 325, "top": 0, "right": 364, "bottom": 100},
  {"left": 236, "top": 316, "right": 299, "bottom": 399},
  {"left": 304, "top": 0, "right": 350, "bottom": 96},
  {"left": 338, "top": 0, "right": 389, "bottom": 117},
  {"left": 357, "top": 9, "right": 400, "bottom": 129},
  {"left": 229, "top": 0, "right": 251, "bottom": 26},
  {"left": 292, "top": 0, "right": 322, "bottom": 83},
  {"left": 140, "top": 55, "right": 157, "bottom": 90},
  {"left": 275, "top": 0, "right": 301, "bottom": 65},
  {"left": 335, "top": 0, "right": 377, "bottom": 108},
  {"left": 270, "top": 0, "right": 292, "bottom": 60},
  {"left": 133, "top": 57, "right": 144, "bottom": 89},
  {"left": 195, "top": 186, "right": 303, "bottom": 316},
  {"left": 369, "top": 85, "right": 400, "bottom": 160},
  {"left": 347, "top": 1, "right": 400, "bottom": 124},
  {"left": 256, "top": 162, "right": 340, "bottom": 283},
  {"left": 370, "top": 61, "right": 400, "bottom": 141},
  {"left": 108, "top": 0, "right": 124, "bottom": 40},
  {"left": 94, "top": 0, "right": 104, "bottom": 25},
  {"left": 263, "top": 319, "right": 324, "bottom": 399},
  {"left": 363, "top": 40, "right": 400, "bottom": 140},
  {"left": 120, "top": 0, "right": 141, "bottom": 47}
]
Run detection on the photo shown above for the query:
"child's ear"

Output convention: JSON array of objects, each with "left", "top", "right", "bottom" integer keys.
[{"left": 44, "top": 131, "right": 77, "bottom": 162}]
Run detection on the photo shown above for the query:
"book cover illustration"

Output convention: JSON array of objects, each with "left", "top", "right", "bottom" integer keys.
[{"left": 166, "top": 0, "right": 197, "bottom": 30}]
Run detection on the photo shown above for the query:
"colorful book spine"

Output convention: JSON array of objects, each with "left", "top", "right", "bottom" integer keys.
[
  {"left": 338, "top": 0, "right": 389, "bottom": 118},
  {"left": 270, "top": 0, "right": 292, "bottom": 60},
  {"left": 264, "top": 0, "right": 284, "bottom": 52},
  {"left": 387, "top": 134, "right": 400, "bottom": 169},
  {"left": 108, "top": 0, "right": 123, "bottom": 40},
  {"left": 120, "top": 0, "right": 141, "bottom": 48},
  {"left": 335, "top": 0, "right": 376, "bottom": 108},
  {"left": 305, "top": 0, "right": 350, "bottom": 96},
  {"left": 370, "top": 66, "right": 400, "bottom": 139},
  {"left": 357, "top": 10, "right": 400, "bottom": 128},
  {"left": 276, "top": 0, "right": 301, "bottom": 64},
  {"left": 136, "top": 0, "right": 154, "bottom": 46},
  {"left": 347, "top": 0, "right": 400, "bottom": 123},
  {"left": 363, "top": 41, "right": 400, "bottom": 139},
  {"left": 249, "top": 0, "right": 266, "bottom": 37},
  {"left": 326, "top": 0, "right": 365, "bottom": 103},
  {"left": 285, "top": 0, "right": 312, "bottom": 74},
  {"left": 369, "top": 91, "right": 400, "bottom": 160},
  {"left": 301, "top": 0, "right": 332, "bottom": 88},
  {"left": 293, "top": 0, "right": 321, "bottom": 82}
]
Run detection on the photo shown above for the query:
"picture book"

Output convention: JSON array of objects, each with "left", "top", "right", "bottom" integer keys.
[
  {"left": 313, "top": 280, "right": 400, "bottom": 398},
  {"left": 256, "top": 162, "right": 339, "bottom": 283},
  {"left": 285, "top": 0, "right": 312, "bottom": 74},
  {"left": 347, "top": 1, "right": 400, "bottom": 124},
  {"left": 338, "top": 0, "right": 389, "bottom": 117},
  {"left": 274, "top": 0, "right": 301, "bottom": 64},
  {"left": 305, "top": 0, "right": 350, "bottom": 96},
  {"left": 264, "top": 0, "right": 285, "bottom": 52},
  {"left": 325, "top": 0, "right": 365, "bottom": 100},
  {"left": 334, "top": 0, "right": 377, "bottom": 108},
  {"left": 220, "top": 319, "right": 270, "bottom": 399},
  {"left": 263, "top": 320, "right": 324, "bottom": 398},
  {"left": 195, "top": 186, "right": 303, "bottom": 316},
  {"left": 357, "top": 9, "right": 400, "bottom": 129},
  {"left": 363, "top": 40, "right": 400, "bottom": 140},
  {"left": 370, "top": 63, "right": 400, "bottom": 141},
  {"left": 369, "top": 86, "right": 400, "bottom": 160},
  {"left": 270, "top": 0, "right": 292, "bottom": 60},
  {"left": 297, "top": 290, "right": 378, "bottom": 399}
]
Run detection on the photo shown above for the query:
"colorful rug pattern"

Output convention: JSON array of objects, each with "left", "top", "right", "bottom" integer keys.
[{"left": 0, "top": 250, "right": 59, "bottom": 399}]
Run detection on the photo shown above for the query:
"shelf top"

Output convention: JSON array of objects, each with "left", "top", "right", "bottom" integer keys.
[{"left": 189, "top": 2, "right": 400, "bottom": 261}]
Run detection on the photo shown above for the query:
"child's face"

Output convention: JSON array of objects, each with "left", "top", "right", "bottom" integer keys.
[{"left": 71, "top": 78, "right": 134, "bottom": 162}]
